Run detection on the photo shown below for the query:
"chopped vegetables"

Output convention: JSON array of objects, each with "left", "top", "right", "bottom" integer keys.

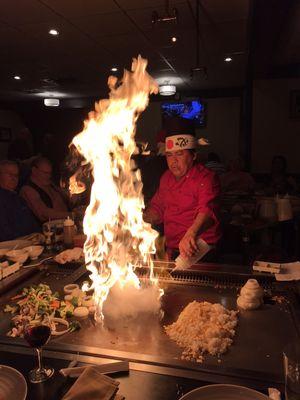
[
  {"left": 69, "top": 320, "right": 81, "bottom": 332},
  {"left": 71, "top": 297, "right": 79, "bottom": 307},
  {"left": 4, "top": 305, "right": 18, "bottom": 314},
  {"left": 63, "top": 285, "right": 94, "bottom": 317},
  {"left": 4, "top": 283, "right": 83, "bottom": 338},
  {"left": 50, "top": 300, "right": 60, "bottom": 309}
]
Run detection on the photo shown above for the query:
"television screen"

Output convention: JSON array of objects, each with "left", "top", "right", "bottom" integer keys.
[{"left": 161, "top": 99, "right": 206, "bottom": 127}]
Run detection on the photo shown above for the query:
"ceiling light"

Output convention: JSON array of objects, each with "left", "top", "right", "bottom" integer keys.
[
  {"left": 14, "top": 75, "right": 21, "bottom": 80},
  {"left": 111, "top": 67, "right": 118, "bottom": 72},
  {"left": 35, "top": 91, "right": 66, "bottom": 98},
  {"left": 44, "top": 98, "right": 60, "bottom": 107},
  {"left": 156, "top": 76, "right": 183, "bottom": 86},
  {"left": 49, "top": 29, "right": 59, "bottom": 36},
  {"left": 224, "top": 57, "right": 232, "bottom": 63},
  {"left": 171, "top": 36, "right": 177, "bottom": 42},
  {"left": 159, "top": 84, "right": 176, "bottom": 96}
]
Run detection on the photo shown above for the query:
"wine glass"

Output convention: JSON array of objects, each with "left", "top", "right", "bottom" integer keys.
[{"left": 23, "top": 318, "right": 54, "bottom": 383}]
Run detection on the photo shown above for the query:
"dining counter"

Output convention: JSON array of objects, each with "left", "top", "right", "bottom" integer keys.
[
  {"left": 0, "top": 259, "right": 297, "bottom": 399},
  {"left": 0, "top": 346, "right": 213, "bottom": 400}
]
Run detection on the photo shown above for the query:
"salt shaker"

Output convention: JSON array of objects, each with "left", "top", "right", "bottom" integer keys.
[{"left": 63, "top": 216, "right": 75, "bottom": 248}]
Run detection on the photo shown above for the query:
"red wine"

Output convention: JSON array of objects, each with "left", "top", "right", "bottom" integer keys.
[{"left": 24, "top": 325, "right": 51, "bottom": 348}]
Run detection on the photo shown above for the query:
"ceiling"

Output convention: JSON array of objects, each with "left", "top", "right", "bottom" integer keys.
[{"left": 0, "top": 0, "right": 298, "bottom": 103}]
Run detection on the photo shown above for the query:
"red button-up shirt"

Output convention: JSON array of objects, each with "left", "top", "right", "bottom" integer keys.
[{"left": 149, "top": 163, "right": 221, "bottom": 249}]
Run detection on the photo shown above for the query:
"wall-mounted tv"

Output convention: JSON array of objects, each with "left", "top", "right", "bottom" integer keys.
[{"left": 161, "top": 99, "right": 206, "bottom": 127}]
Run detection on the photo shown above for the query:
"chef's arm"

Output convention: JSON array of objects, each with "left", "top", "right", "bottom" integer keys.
[
  {"left": 188, "top": 212, "right": 213, "bottom": 236},
  {"left": 143, "top": 208, "right": 162, "bottom": 225},
  {"left": 179, "top": 212, "right": 213, "bottom": 258}
]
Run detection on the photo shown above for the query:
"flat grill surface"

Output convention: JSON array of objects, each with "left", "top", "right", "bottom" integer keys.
[
  {"left": 54, "top": 281, "right": 296, "bottom": 383},
  {"left": 0, "top": 262, "right": 298, "bottom": 386}
]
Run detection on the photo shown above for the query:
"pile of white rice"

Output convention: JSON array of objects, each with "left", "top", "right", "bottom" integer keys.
[{"left": 165, "top": 301, "right": 238, "bottom": 362}]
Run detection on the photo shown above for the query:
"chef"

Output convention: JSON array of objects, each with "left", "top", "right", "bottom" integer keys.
[{"left": 144, "top": 129, "right": 221, "bottom": 263}]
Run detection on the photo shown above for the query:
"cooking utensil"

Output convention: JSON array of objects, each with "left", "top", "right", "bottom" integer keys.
[{"left": 22, "top": 256, "right": 53, "bottom": 269}]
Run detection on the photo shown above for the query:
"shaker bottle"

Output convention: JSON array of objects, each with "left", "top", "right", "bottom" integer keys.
[{"left": 63, "top": 216, "right": 75, "bottom": 248}]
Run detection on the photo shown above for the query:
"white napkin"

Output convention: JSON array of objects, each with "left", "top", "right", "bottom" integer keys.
[
  {"left": 268, "top": 387, "right": 281, "bottom": 400},
  {"left": 60, "top": 361, "right": 129, "bottom": 378},
  {"left": 253, "top": 261, "right": 281, "bottom": 274},
  {"left": 62, "top": 366, "right": 125, "bottom": 400},
  {"left": 275, "top": 261, "right": 300, "bottom": 281}
]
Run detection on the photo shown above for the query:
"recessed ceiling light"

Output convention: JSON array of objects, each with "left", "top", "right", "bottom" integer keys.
[
  {"left": 171, "top": 37, "right": 177, "bottom": 42},
  {"left": 49, "top": 29, "right": 59, "bottom": 36},
  {"left": 14, "top": 75, "right": 21, "bottom": 80},
  {"left": 44, "top": 98, "right": 60, "bottom": 107},
  {"left": 159, "top": 84, "right": 176, "bottom": 96},
  {"left": 111, "top": 67, "right": 118, "bottom": 72},
  {"left": 35, "top": 91, "right": 66, "bottom": 98},
  {"left": 224, "top": 57, "right": 232, "bottom": 62}
]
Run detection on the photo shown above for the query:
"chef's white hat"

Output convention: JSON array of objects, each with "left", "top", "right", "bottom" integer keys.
[{"left": 165, "top": 134, "right": 209, "bottom": 152}]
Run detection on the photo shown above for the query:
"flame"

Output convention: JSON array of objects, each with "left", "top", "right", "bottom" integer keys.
[
  {"left": 71, "top": 55, "right": 161, "bottom": 322},
  {"left": 69, "top": 172, "right": 86, "bottom": 194}
]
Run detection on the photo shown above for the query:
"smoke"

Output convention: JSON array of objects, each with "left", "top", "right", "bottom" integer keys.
[{"left": 103, "top": 281, "right": 162, "bottom": 320}]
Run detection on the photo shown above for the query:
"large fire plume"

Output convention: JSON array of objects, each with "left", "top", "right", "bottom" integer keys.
[{"left": 70, "top": 56, "right": 161, "bottom": 322}]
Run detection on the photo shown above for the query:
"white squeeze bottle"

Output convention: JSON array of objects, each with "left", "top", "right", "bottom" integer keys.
[
  {"left": 63, "top": 216, "right": 75, "bottom": 248},
  {"left": 174, "top": 238, "right": 212, "bottom": 270}
]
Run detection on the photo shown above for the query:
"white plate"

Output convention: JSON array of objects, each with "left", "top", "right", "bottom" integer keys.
[
  {"left": 179, "top": 384, "right": 269, "bottom": 400},
  {"left": 0, "top": 365, "right": 27, "bottom": 400},
  {"left": 0, "top": 239, "right": 32, "bottom": 250}
]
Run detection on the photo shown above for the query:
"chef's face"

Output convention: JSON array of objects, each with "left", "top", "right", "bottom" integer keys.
[{"left": 166, "top": 150, "right": 195, "bottom": 179}]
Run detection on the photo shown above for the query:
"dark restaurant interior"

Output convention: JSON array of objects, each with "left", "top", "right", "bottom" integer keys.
[{"left": 0, "top": 0, "right": 300, "bottom": 399}]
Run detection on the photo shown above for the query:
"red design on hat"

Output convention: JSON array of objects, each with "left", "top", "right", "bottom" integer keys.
[{"left": 166, "top": 139, "right": 174, "bottom": 149}]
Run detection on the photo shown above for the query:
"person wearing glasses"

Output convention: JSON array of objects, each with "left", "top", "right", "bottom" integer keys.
[
  {"left": 20, "top": 157, "right": 69, "bottom": 222},
  {"left": 0, "top": 160, "right": 40, "bottom": 241}
]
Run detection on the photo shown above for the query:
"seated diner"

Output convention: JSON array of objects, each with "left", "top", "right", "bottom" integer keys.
[
  {"left": 20, "top": 157, "right": 70, "bottom": 222},
  {"left": 0, "top": 160, "right": 40, "bottom": 241}
]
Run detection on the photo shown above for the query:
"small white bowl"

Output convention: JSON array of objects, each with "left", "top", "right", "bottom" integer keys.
[
  {"left": 23, "top": 245, "right": 44, "bottom": 260},
  {"left": 6, "top": 249, "right": 29, "bottom": 264}
]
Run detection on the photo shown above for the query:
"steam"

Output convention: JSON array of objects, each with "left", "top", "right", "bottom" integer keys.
[{"left": 103, "top": 282, "right": 162, "bottom": 320}]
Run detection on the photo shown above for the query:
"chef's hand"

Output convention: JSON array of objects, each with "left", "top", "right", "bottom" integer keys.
[{"left": 179, "top": 231, "right": 199, "bottom": 258}]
